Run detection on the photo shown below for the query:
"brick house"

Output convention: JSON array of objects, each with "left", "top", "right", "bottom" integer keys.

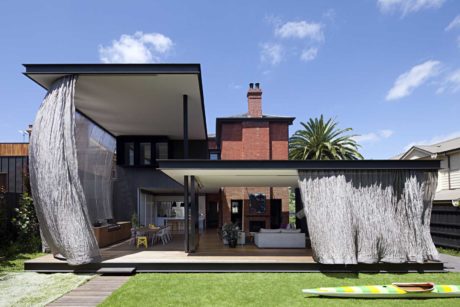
[{"left": 207, "top": 83, "right": 295, "bottom": 233}]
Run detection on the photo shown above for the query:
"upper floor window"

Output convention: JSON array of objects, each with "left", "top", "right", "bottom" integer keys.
[
  {"left": 209, "top": 150, "right": 220, "bottom": 160},
  {"left": 140, "top": 143, "right": 152, "bottom": 166},
  {"left": 156, "top": 142, "right": 168, "bottom": 160},
  {"left": 124, "top": 142, "right": 135, "bottom": 166}
]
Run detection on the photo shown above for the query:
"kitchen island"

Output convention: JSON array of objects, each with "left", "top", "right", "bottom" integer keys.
[{"left": 165, "top": 217, "right": 185, "bottom": 234}]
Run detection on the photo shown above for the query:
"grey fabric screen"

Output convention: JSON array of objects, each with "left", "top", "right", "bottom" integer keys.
[
  {"left": 75, "top": 112, "right": 116, "bottom": 224},
  {"left": 298, "top": 169, "right": 439, "bottom": 264},
  {"left": 29, "top": 76, "right": 101, "bottom": 265}
]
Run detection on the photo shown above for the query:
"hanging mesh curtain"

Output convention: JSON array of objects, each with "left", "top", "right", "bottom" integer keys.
[
  {"left": 298, "top": 169, "right": 439, "bottom": 264},
  {"left": 29, "top": 75, "right": 115, "bottom": 265}
]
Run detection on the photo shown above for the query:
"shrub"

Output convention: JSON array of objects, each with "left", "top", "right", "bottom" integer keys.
[{"left": 11, "top": 192, "right": 41, "bottom": 253}]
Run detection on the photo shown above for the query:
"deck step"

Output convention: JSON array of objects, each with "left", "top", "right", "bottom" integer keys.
[{"left": 96, "top": 267, "right": 136, "bottom": 275}]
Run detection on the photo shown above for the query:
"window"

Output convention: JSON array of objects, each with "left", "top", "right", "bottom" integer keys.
[
  {"left": 209, "top": 151, "right": 220, "bottom": 160},
  {"left": 140, "top": 143, "right": 151, "bottom": 165},
  {"left": 124, "top": 142, "right": 135, "bottom": 166},
  {"left": 156, "top": 142, "right": 168, "bottom": 159}
]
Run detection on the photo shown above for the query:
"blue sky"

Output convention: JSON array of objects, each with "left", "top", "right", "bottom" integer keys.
[{"left": 0, "top": 0, "right": 459, "bottom": 158}]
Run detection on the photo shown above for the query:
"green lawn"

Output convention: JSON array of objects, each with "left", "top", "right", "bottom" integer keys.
[
  {"left": 0, "top": 252, "right": 44, "bottom": 275},
  {"left": 100, "top": 273, "right": 460, "bottom": 307},
  {"left": 438, "top": 247, "right": 460, "bottom": 257},
  {"left": 0, "top": 252, "right": 93, "bottom": 306}
]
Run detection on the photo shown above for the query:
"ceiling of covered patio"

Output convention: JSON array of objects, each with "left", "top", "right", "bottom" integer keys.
[
  {"left": 24, "top": 64, "right": 207, "bottom": 140},
  {"left": 158, "top": 159, "right": 441, "bottom": 193}
]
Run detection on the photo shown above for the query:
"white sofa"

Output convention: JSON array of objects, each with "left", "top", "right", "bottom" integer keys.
[{"left": 254, "top": 229, "right": 305, "bottom": 248}]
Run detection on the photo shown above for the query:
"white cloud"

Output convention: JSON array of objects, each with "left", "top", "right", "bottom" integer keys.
[
  {"left": 300, "top": 48, "right": 318, "bottom": 62},
  {"left": 228, "top": 83, "right": 242, "bottom": 90},
  {"left": 377, "top": 0, "right": 444, "bottom": 15},
  {"left": 385, "top": 60, "right": 440, "bottom": 101},
  {"left": 98, "top": 31, "right": 173, "bottom": 63},
  {"left": 380, "top": 129, "right": 394, "bottom": 138},
  {"left": 404, "top": 131, "right": 460, "bottom": 151},
  {"left": 446, "top": 15, "right": 460, "bottom": 31},
  {"left": 275, "top": 21, "right": 323, "bottom": 41},
  {"left": 260, "top": 43, "right": 283, "bottom": 65},
  {"left": 437, "top": 69, "right": 460, "bottom": 94},
  {"left": 353, "top": 129, "right": 394, "bottom": 143}
]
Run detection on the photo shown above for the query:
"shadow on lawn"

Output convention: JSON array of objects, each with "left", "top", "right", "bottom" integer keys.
[{"left": 322, "top": 272, "right": 359, "bottom": 279}]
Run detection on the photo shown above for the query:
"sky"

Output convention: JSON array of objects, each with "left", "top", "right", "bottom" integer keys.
[{"left": 0, "top": 0, "right": 459, "bottom": 158}]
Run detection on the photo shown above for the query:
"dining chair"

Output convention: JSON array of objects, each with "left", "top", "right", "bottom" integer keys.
[
  {"left": 130, "top": 228, "right": 137, "bottom": 246},
  {"left": 157, "top": 229, "right": 168, "bottom": 245},
  {"left": 136, "top": 236, "right": 148, "bottom": 248},
  {"left": 165, "top": 226, "right": 172, "bottom": 241}
]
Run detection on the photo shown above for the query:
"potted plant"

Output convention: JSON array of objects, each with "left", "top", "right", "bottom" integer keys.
[{"left": 222, "top": 223, "right": 239, "bottom": 248}]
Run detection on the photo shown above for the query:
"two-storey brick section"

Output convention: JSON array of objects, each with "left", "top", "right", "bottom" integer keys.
[{"left": 207, "top": 83, "right": 295, "bottom": 233}]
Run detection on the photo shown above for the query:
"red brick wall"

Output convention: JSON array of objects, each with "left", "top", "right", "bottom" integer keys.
[
  {"left": 217, "top": 120, "right": 291, "bottom": 231},
  {"left": 220, "top": 123, "right": 243, "bottom": 160},
  {"left": 270, "top": 122, "right": 289, "bottom": 160},
  {"left": 242, "top": 121, "right": 270, "bottom": 160},
  {"left": 207, "top": 137, "right": 217, "bottom": 150}
]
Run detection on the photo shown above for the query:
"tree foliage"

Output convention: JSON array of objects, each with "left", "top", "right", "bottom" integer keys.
[
  {"left": 289, "top": 115, "right": 363, "bottom": 160},
  {"left": 12, "top": 192, "right": 41, "bottom": 252}
]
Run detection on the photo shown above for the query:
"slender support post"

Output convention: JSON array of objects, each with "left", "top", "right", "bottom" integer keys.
[
  {"left": 184, "top": 175, "right": 189, "bottom": 252},
  {"left": 190, "top": 175, "right": 196, "bottom": 252},
  {"left": 183, "top": 95, "right": 189, "bottom": 159}
]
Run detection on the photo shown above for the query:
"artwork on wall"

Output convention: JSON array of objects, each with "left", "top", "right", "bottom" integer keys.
[{"left": 249, "top": 193, "right": 266, "bottom": 214}]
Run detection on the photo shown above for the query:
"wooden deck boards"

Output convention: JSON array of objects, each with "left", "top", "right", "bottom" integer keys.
[
  {"left": 25, "top": 229, "right": 445, "bottom": 272},
  {"left": 46, "top": 276, "right": 130, "bottom": 307}
]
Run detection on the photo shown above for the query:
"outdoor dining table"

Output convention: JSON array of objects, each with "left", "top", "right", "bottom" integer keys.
[{"left": 137, "top": 226, "right": 164, "bottom": 245}]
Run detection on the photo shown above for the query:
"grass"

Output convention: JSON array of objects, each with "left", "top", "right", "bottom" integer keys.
[
  {"left": 437, "top": 247, "right": 460, "bottom": 257},
  {"left": 0, "top": 272, "right": 92, "bottom": 306},
  {"left": 0, "top": 252, "right": 44, "bottom": 275},
  {"left": 100, "top": 272, "right": 460, "bottom": 307},
  {"left": 0, "top": 252, "right": 93, "bottom": 306}
]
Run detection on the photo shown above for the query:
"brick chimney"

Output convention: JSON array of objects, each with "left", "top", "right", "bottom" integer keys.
[{"left": 247, "top": 82, "right": 262, "bottom": 118}]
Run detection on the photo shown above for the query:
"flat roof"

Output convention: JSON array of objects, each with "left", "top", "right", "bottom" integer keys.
[
  {"left": 158, "top": 159, "right": 440, "bottom": 192},
  {"left": 24, "top": 64, "right": 207, "bottom": 140}
]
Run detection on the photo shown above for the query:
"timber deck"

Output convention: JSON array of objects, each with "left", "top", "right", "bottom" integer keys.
[{"left": 25, "top": 229, "right": 445, "bottom": 273}]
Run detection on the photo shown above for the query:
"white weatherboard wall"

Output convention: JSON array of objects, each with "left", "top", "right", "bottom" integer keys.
[
  {"left": 298, "top": 169, "right": 439, "bottom": 264},
  {"left": 449, "top": 153, "right": 460, "bottom": 189}
]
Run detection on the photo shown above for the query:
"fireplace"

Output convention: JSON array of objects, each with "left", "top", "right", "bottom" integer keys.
[{"left": 249, "top": 220, "right": 266, "bottom": 232}]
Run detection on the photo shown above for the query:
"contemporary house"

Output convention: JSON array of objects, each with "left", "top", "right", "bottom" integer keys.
[
  {"left": 23, "top": 64, "right": 442, "bottom": 272},
  {"left": 396, "top": 137, "right": 460, "bottom": 249}
]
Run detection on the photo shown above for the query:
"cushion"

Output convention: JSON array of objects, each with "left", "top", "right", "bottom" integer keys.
[
  {"left": 259, "top": 228, "right": 281, "bottom": 233},
  {"left": 280, "top": 229, "right": 301, "bottom": 233}
]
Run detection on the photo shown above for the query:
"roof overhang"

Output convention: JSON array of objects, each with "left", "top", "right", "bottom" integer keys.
[
  {"left": 400, "top": 146, "right": 433, "bottom": 160},
  {"left": 158, "top": 159, "right": 440, "bottom": 193},
  {"left": 24, "top": 64, "right": 207, "bottom": 140}
]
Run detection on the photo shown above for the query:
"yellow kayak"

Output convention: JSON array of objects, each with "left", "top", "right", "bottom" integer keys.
[{"left": 303, "top": 282, "right": 460, "bottom": 298}]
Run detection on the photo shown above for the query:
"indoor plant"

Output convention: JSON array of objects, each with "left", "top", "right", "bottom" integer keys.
[{"left": 222, "top": 223, "right": 239, "bottom": 248}]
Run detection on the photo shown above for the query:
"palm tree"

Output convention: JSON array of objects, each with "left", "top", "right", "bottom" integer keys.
[{"left": 289, "top": 115, "right": 363, "bottom": 160}]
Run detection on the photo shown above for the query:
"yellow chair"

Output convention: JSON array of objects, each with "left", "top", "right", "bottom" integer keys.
[{"left": 136, "top": 236, "right": 148, "bottom": 248}]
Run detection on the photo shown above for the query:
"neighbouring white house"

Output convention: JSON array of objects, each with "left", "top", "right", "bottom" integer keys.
[{"left": 395, "top": 136, "right": 460, "bottom": 206}]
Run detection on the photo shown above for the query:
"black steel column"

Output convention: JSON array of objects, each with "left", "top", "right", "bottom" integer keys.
[
  {"left": 183, "top": 94, "right": 189, "bottom": 159},
  {"left": 184, "top": 175, "right": 189, "bottom": 252},
  {"left": 190, "top": 175, "right": 196, "bottom": 252}
]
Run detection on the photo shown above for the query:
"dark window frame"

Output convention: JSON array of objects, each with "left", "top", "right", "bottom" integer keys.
[
  {"left": 209, "top": 150, "right": 220, "bottom": 160},
  {"left": 116, "top": 136, "right": 169, "bottom": 167}
]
